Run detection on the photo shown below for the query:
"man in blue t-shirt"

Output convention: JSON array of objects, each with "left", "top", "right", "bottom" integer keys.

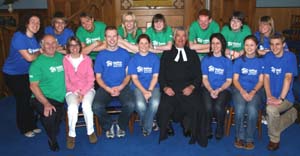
[
  {"left": 264, "top": 34, "right": 298, "bottom": 151},
  {"left": 93, "top": 26, "right": 135, "bottom": 139}
]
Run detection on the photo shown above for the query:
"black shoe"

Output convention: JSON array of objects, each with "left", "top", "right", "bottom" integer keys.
[
  {"left": 48, "top": 140, "right": 60, "bottom": 152},
  {"left": 167, "top": 123, "right": 175, "bottom": 136},
  {"left": 215, "top": 126, "right": 224, "bottom": 140},
  {"left": 189, "top": 137, "right": 196, "bottom": 144},
  {"left": 207, "top": 133, "right": 213, "bottom": 139},
  {"left": 183, "top": 129, "right": 191, "bottom": 137},
  {"left": 215, "top": 134, "right": 223, "bottom": 140}
]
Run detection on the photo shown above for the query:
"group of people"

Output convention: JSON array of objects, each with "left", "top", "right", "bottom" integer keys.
[{"left": 2, "top": 8, "right": 298, "bottom": 152}]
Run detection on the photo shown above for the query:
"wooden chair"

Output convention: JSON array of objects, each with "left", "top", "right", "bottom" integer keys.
[
  {"left": 225, "top": 106, "right": 263, "bottom": 139},
  {"left": 65, "top": 100, "right": 137, "bottom": 137},
  {"left": 101, "top": 98, "right": 137, "bottom": 135},
  {"left": 100, "top": 98, "right": 138, "bottom": 134},
  {"left": 65, "top": 106, "right": 102, "bottom": 137}
]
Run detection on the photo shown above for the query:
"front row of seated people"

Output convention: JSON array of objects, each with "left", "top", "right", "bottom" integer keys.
[
  {"left": 27, "top": 26, "right": 298, "bottom": 152},
  {"left": 3, "top": 11, "right": 298, "bottom": 152}
]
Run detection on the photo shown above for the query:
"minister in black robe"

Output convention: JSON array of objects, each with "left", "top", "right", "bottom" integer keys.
[{"left": 157, "top": 27, "right": 208, "bottom": 147}]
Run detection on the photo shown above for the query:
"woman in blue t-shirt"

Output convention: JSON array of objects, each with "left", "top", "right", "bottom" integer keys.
[
  {"left": 201, "top": 33, "right": 232, "bottom": 140},
  {"left": 232, "top": 35, "right": 264, "bottom": 150},
  {"left": 128, "top": 34, "right": 161, "bottom": 136},
  {"left": 254, "top": 16, "right": 289, "bottom": 56},
  {"left": 2, "top": 14, "right": 42, "bottom": 138}
]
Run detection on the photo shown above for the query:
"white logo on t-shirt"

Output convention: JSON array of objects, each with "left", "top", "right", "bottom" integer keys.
[
  {"left": 106, "top": 61, "right": 113, "bottom": 67},
  {"left": 208, "top": 65, "right": 224, "bottom": 75},
  {"left": 271, "top": 67, "right": 282, "bottom": 75},
  {"left": 137, "top": 66, "right": 143, "bottom": 72}
]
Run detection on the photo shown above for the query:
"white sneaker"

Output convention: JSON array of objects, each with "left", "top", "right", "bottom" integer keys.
[
  {"left": 116, "top": 124, "right": 125, "bottom": 138},
  {"left": 33, "top": 128, "right": 42, "bottom": 134},
  {"left": 24, "top": 131, "right": 35, "bottom": 138},
  {"left": 105, "top": 125, "right": 115, "bottom": 139},
  {"left": 152, "top": 122, "right": 159, "bottom": 131},
  {"left": 261, "top": 116, "right": 268, "bottom": 125}
]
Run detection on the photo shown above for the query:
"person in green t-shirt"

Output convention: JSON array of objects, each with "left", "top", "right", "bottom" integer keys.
[
  {"left": 117, "top": 11, "right": 143, "bottom": 53},
  {"left": 221, "top": 11, "right": 251, "bottom": 60},
  {"left": 146, "top": 14, "right": 173, "bottom": 56},
  {"left": 76, "top": 12, "right": 107, "bottom": 60},
  {"left": 189, "top": 9, "right": 220, "bottom": 60},
  {"left": 29, "top": 35, "right": 66, "bottom": 152}
]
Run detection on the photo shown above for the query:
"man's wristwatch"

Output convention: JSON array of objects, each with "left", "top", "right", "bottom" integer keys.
[{"left": 279, "top": 97, "right": 284, "bottom": 102}]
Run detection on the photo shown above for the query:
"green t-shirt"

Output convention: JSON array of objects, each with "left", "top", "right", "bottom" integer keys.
[
  {"left": 117, "top": 25, "right": 143, "bottom": 44},
  {"left": 76, "top": 21, "right": 106, "bottom": 60},
  {"left": 189, "top": 20, "right": 220, "bottom": 44},
  {"left": 146, "top": 26, "right": 173, "bottom": 57},
  {"left": 188, "top": 20, "right": 220, "bottom": 58},
  {"left": 221, "top": 24, "right": 251, "bottom": 52},
  {"left": 29, "top": 53, "right": 66, "bottom": 102}
]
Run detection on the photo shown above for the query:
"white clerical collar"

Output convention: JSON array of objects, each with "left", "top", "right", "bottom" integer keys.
[{"left": 174, "top": 47, "right": 187, "bottom": 62}]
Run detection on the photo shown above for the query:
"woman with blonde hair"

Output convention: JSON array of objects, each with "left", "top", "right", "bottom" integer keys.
[
  {"left": 117, "top": 11, "right": 143, "bottom": 53},
  {"left": 254, "top": 16, "right": 288, "bottom": 56}
]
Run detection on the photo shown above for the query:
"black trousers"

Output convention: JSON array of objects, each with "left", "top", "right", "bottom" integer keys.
[
  {"left": 202, "top": 88, "right": 230, "bottom": 134},
  {"left": 31, "top": 98, "right": 64, "bottom": 142},
  {"left": 4, "top": 73, "right": 37, "bottom": 134}
]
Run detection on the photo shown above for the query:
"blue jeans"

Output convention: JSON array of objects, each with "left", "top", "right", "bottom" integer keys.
[
  {"left": 232, "top": 88, "right": 261, "bottom": 142},
  {"left": 92, "top": 85, "right": 135, "bottom": 131},
  {"left": 134, "top": 88, "right": 160, "bottom": 133}
]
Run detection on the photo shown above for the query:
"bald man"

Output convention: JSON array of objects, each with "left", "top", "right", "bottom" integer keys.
[{"left": 29, "top": 35, "right": 66, "bottom": 152}]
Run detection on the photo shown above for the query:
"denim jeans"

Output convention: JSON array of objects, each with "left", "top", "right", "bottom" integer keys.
[
  {"left": 203, "top": 87, "right": 230, "bottom": 135},
  {"left": 134, "top": 87, "right": 160, "bottom": 134},
  {"left": 92, "top": 85, "right": 135, "bottom": 131},
  {"left": 232, "top": 88, "right": 261, "bottom": 142}
]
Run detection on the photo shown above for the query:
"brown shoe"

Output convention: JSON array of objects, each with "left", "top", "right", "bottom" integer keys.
[
  {"left": 244, "top": 142, "right": 255, "bottom": 150},
  {"left": 267, "top": 141, "right": 280, "bottom": 151},
  {"left": 66, "top": 136, "right": 75, "bottom": 150},
  {"left": 234, "top": 139, "right": 244, "bottom": 149},
  {"left": 88, "top": 132, "right": 98, "bottom": 144}
]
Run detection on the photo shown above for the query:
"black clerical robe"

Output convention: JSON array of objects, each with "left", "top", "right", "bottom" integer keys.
[{"left": 157, "top": 46, "right": 208, "bottom": 147}]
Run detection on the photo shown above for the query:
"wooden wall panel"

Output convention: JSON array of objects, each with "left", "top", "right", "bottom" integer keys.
[
  {"left": 211, "top": 0, "right": 256, "bottom": 31},
  {"left": 47, "top": 0, "right": 116, "bottom": 30},
  {"left": 255, "top": 8, "right": 300, "bottom": 32},
  {"left": 116, "top": 0, "right": 205, "bottom": 30}
]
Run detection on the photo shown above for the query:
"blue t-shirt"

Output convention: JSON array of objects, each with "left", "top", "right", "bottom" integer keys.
[
  {"left": 128, "top": 52, "right": 160, "bottom": 89},
  {"left": 254, "top": 31, "right": 289, "bottom": 51},
  {"left": 44, "top": 26, "right": 74, "bottom": 46},
  {"left": 2, "top": 31, "right": 40, "bottom": 75},
  {"left": 264, "top": 51, "right": 298, "bottom": 103},
  {"left": 201, "top": 55, "right": 233, "bottom": 89},
  {"left": 233, "top": 57, "right": 264, "bottom": 92},
  {"left": 94, "top": 47, "right": 131, "bottom": 87}
]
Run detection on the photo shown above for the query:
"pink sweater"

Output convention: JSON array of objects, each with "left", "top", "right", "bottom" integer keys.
[{"left": 63, "top": 54, "right": 95, "bottom": 95}]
